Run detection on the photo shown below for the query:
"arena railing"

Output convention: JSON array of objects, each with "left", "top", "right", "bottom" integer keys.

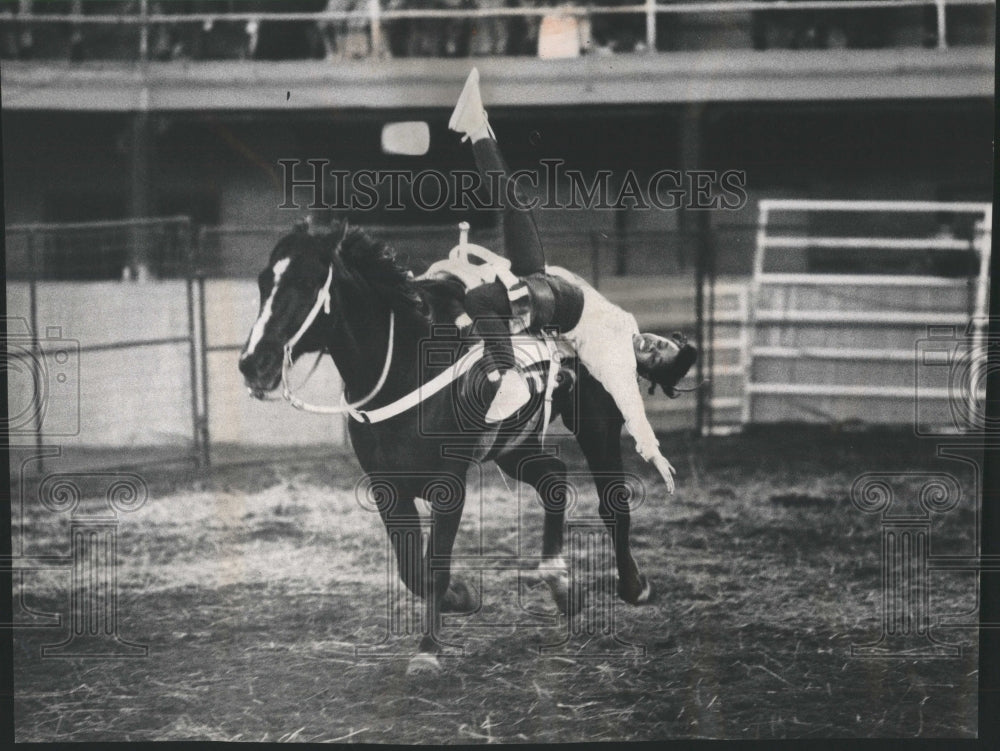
[{"left": 2, "top": 0, "right": 994, "bottom": 60}]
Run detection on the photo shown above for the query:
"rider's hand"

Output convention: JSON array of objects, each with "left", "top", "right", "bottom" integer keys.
[{"left": 651, "top": 454, "right": 676, "bottom": 495}]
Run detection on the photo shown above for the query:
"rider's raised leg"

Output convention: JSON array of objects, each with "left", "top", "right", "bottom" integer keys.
[
  {"left": 450, "top": 67, "right": 545, "bottom": 277},
  {"left": 471, "top": 139, "right": 545, "bottom": 276},
  {"left": 451, "top": 69, "right": 536, "bottom": 421}
]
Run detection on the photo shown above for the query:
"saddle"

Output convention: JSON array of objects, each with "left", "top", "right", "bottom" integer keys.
[
  {"left": 418, "top": 232, "right": 581, "bottom": 439},
  {"left": 421, "top": 240, "right": 584, "bottom": 337}
]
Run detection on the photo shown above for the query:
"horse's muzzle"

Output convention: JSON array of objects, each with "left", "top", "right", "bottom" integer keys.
[{"left": 239, "top": 348, "right": 283, "bottom": 398}]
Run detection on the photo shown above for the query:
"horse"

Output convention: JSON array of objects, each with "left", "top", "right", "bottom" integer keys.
[{"left": 238, "top": 220, "right": 679, "bottom": 673}]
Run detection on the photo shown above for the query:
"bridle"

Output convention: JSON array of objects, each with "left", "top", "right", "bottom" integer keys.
[{"left": 249, "top": 263, "right": 396, "bottom": 417}]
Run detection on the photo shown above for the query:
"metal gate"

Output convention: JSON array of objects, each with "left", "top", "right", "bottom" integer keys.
[
  {"left": 4, "top": 217, "right": 204, "bottom": 473},
  {"left": 744, "top": 200, "right": 992, "bottom": 430}
]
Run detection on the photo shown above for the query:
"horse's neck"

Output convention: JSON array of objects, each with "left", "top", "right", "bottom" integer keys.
[{"left": 326, "top": 296, "right": 426, "bottom": 404}]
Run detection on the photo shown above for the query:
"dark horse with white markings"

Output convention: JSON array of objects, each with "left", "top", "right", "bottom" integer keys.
[{"left": 238, "top": 220, "right": 678, "bottom": 673}]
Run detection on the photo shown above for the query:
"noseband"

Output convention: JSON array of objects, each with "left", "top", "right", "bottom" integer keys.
[{"left": 249, "top": 263, "right": 396, "bottom": 416}]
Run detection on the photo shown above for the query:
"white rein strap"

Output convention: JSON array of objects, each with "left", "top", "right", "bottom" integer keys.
[
  {"left": 285, "top": 265, "right": 333, "bottom": 355},
  {"left": 280, "top": 265, "right": 395, "bottom": 417},
  {"left": 349, "top": 342, "right": 485, "bottom": 424}
]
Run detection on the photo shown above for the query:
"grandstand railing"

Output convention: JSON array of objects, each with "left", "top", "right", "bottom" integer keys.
[{"left": 2, "top": 0, "right": 994, "bottom": 59}]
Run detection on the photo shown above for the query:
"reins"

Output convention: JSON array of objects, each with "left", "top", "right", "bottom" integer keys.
[{"left": 282, "top": 310, "right": 395, "bottom": 417}]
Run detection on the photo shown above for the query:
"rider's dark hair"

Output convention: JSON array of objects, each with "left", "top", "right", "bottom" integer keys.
[{"left": 644, "top": 337, "right": 697, "bottom": 398}]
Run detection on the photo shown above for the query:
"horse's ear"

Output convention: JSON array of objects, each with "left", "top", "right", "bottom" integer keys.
[
  {"left": 333, "top": 220, "right": 350, "bottom": 252},
  {"left": 293, "top": 218, "right": 310, "bottom": 234}
]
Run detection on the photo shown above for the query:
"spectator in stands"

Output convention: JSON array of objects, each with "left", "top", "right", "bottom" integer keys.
[
  {"left": 589, "top": 0, "right": 643, "bottom": 53},
  {"left": 318, "top": 0, "right": 370, "bottom": 59},
  {"left": 0, "top": 0, "right": 27, "bottom": 59},
  {"left": 385, "top": 0, "right": 475, "bottom": 58},
  {"left": 537, "top": 2, "right": 587, "bottom": 59},
  {"left": 386, "top": 0, "right": 438, "bottom": 57},
  {"left": 383, "top": 0, "right": 409, "bottom": 56},
  {"left": 441, "top": 0, "right": 476, "bottom": 57},
  {"left": 150, "top": 1, "right": 205, "bottom": 61},
  {"left": 504, "top": 0, "right": 539, "bottom": 55},
  {"left": 469, "top": 0, "right": 508, "bottom": 56},
  {"left": 0, "top": 0, "right": 82, "bottom": 61},
  {"left": 147, "top": 1, "right": 250, "bottom": 61},
  {"left": 249, "top": 0, "right": 327, "bottom": 60}
]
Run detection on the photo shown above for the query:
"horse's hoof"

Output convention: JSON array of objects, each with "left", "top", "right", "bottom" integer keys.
[
  {"left": 635, "top": 575, "right": 653, "bottom": 604},
  {"left": 544, "top": 573, "right": 572, "bottom": 616},
  {"left": 441, "top": 579, "right": 476, "bottom": 613},
  {"left": 538, "top": 558, "right": 577, "bottom": 617},
  {"left": 406, "top": 652, "right": 442, "bottom": 675},
  {"left": 619, "top": 574, "right": 654, "bottom": 605}
]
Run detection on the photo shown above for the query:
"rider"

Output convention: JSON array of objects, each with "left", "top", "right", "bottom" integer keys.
[{"left": 447, "top": 68, "right": 696, "bottom": 492}]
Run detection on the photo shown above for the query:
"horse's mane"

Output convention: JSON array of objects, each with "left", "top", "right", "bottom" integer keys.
[{"left": 335, "top": 224, "right": 429, "bottom": 317}]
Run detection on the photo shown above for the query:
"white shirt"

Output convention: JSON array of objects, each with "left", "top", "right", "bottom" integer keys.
[{"left": 547, "top": 266, "right": 662, "bottom": 462}]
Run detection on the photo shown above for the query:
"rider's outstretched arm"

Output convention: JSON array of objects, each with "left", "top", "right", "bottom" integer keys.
[{"left": 560, "top": 284, "right": 677, "bottom": 493}]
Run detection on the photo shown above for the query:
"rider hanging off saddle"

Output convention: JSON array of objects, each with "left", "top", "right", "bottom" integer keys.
[{"left": 425, "top": 68, "right": 697, "bottom": 493}]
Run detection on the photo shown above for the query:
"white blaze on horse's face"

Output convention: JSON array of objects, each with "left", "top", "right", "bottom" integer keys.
[{"left": 244, "top": 257, "right": 291, "bottom": 357}]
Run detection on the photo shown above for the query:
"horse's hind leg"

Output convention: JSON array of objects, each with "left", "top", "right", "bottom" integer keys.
[
  {"left": 495, "top": 450, "right": 574, "bottom": 615},
  {"left": 570, "top": 395, "right": 652, "bottom": 606}
]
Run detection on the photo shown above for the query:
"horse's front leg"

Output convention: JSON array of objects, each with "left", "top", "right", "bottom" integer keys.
[
  {"left": 378, "top": 492, "right": 428, "bottom": 602},
  {"left": 407, "top": 478, "right": 470, "bottom": 675}
]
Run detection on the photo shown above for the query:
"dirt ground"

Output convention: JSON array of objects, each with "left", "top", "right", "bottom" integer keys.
[{"left": 12, "top": 426, "right": 981, "bottom": 742}]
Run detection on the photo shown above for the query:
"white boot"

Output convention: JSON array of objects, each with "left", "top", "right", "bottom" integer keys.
[
  {"left": 449, "top": 67, "right": 495, "bottom": 142},
  {"left": 485, "top": 369, "right": 531, "bottom": 423}
]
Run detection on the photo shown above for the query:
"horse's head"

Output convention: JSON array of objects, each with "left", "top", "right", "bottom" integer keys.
[
  {"left": 238, "top": 222, "right": 347, "bottom": 399},
  {"left": 633, "top": 332, "right": 698, "bottom": 398}
]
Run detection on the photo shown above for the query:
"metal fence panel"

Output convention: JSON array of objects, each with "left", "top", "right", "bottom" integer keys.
[{"left": 4, "top": 217, "right": 202, "bottom": 474}]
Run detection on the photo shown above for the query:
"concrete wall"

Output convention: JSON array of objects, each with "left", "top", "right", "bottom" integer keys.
[
  {"left": 5, "top": 280, "right": 346, "bottom": 449},
  {"left": 6, "top": 282, "right": 198, "bottom": 449}
]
